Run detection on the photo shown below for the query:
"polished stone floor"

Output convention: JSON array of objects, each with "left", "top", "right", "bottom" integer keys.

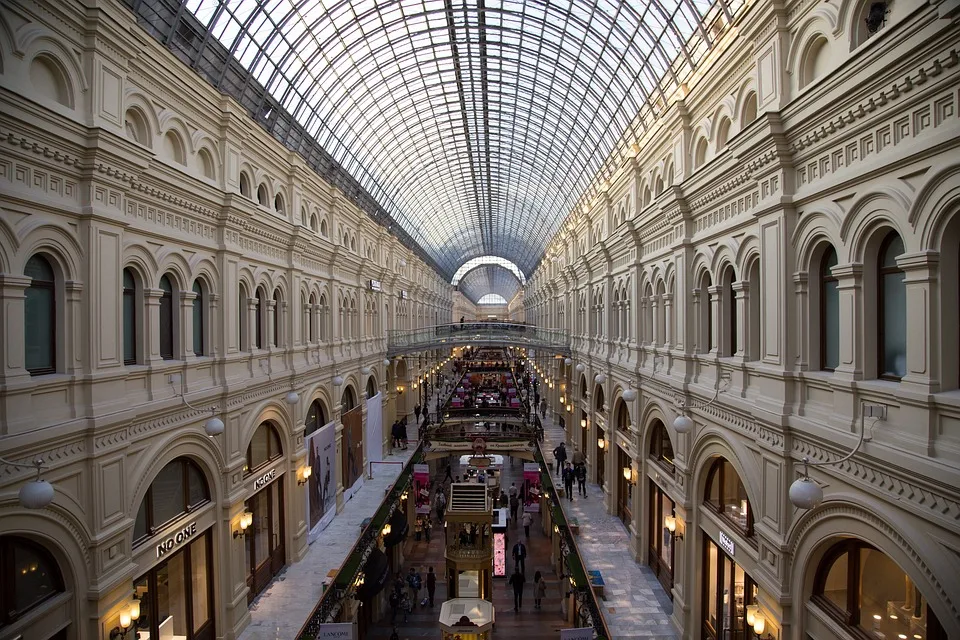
[{"left": 540, "top": 409, "right": 678, "bottom": 640}]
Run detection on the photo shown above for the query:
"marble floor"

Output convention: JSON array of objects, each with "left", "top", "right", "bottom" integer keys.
[{"left": 540, "top": 409, "right": 678, "bottom": 640}]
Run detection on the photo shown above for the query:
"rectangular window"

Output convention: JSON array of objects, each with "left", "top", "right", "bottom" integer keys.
[
  {"left": 160, "top": 294, "right": 174, "bottom": 359},
  {"left": 192, "top": 297, "right": 203, "bottom": 356},
  {"left": 124, "top": 290, "right": 137, "bottom": 364},
  {"left": 156, "top": 551, "right": 188, "bottom": 637},
  {"left": 882, "top": 271, "right": 907, "bottom": 377},
  {"left": 823, "top": 277, "right": 839, "bottom": 369},
  {"left": 24, "top": 285, "right": 55, "bottom": 373}
]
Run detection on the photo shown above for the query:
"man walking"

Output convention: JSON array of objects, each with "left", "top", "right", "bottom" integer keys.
[
  {"left": 576, "top": 462, "right": 587, "bottom": 497},
  {"left": 571, "top": 445, "right": 585, "bottom": 468},
  {"left": 552, "top": 442, "right": 567, "bottom": 476},
  {"left": 512, "top": 539, "right": 527, "bottom": 575},
  {"left": 509, "top": 493, "right": 520, "bottom": 526},
  {"left": 426, "top": 566, "right": 437, "bottom": 607},
  {"left": 407, "top": 567, "right": 422, "bottom": 608},
  {"left": 522, "top": 510, "right": 533, "bottom": 538},
  {"left": 539, "top": 397, "right": 547, "bottom": 418},
  {"left": 563, "top": 462, "right": 575, "bottom": 500},
  {"left": 509, "top": 567, "right": 526, "bottom": 612}
]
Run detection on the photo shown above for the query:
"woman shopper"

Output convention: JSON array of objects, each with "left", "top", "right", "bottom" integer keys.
[{"left": 534, "top": 571, "right": 546, "bottom": 610}]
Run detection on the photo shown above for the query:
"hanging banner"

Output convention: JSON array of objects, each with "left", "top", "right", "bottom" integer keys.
[
  {"left": 366, "top": 391, "right": 383, "bottom": 470},
  {"left": 342, "top": 406, "right": 364, "bottom": 501},
  {"left": 413, "top": 463, "right": 431, "bottom": 514},
  {"left": 306, "top": 421, "right": 337, "bottom": 542},
  {"left": 560, "top": 628, "right": 594, "bottom": 640},
  {"left": 315, "top": 622, "right": 355, "bottom": 640},
  {"left": 522, "top": 462, "right": 541, "bottom": 513}
]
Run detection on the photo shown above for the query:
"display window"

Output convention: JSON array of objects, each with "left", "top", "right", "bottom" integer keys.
[
  {"left": 647, "top": 483, "right": 674, "bottom": 595},
  {"left": 134, "top": 458, "right": 210, "bottom": 545},
  {"left": 812, "top": 539, "right": 946, "bottom": 640},
  {"left": 244, "top": 422, "right": 286, "bottom": 602},
  {"left": 0, "top": 536, "right": 66, "bottom": 628},
  {"left": 702, "top": 538, "right": 757, "bottom": 640},
  {"left": 648, "top": 420, "right": 674, "bottom": 474},
  {"left": 704, "top": 457, "right": 753, "bottom": 537},
  {"left": 132, "top": 531, "right": 214, "bottom": 640},
  {"left": 617, "top": 446, "right": 632, "bottom": 526}
]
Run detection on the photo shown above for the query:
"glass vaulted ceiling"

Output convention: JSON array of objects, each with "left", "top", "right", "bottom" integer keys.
[
  {"left": 162, "top": 0, "right": 744, "bottom": 278},
  {"left": 457, "top": 264, "right": 522, "bottom": 304}
]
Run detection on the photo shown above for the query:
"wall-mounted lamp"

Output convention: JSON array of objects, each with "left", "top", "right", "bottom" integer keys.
[
  {"left": 110, "top": 598, "right": 141, "bottom": 639},
  {"left": 575, "top": 363, "right": 585, "bottom": 373},
  {"left": 594, "top": 373, "right": 606, "bottom": 385},
  {"left": 553, "top": 524, "right": 559, "bottom": 534},
  {"left": 383, "top": 358, "right": 391, "bottom": 367},
  {"left": 332, "top": 372, "right": 344, "bottom": 386},
  {"left": 169, "top": 373, "right": 223, "bottom": 436},
  {"left": 564, "top": 358, "right": 573, "bottom": 366},
  {"left": 0, "top": 457, "right": 55, "bottom": 509},
  {"left": 622, "top": 382, "right": 638, "bottom": 402},
  {"left": 746, "top": 606, "right": 774, "bottom": 637},
  {"left": 382, "top": 523, "right": 392, "bottom": 536},
  {"left": 623, "top": 467, "right": 637, "bottom": 484},
  {"left": 396, "top": 385, "right": 404, "bottom": 395},
  {"left": 580, "top": 418, "right": 587, "bottom": 429},
  {"left": 597, "top": 438, "right": 605, "bottom": 450},
  {"left": 298, "top": 466, "right": 312, "bottom": 486},
  {"left": 559, "top": 395, "right": 565, "bottom": 405},
  {"left": 664, "top": 514, "right": 683, "bottom": 541},
  {"left": 234, "top": 510, "right": 253, "bottom": 539},
  {"left": 672, "top": 373, "right": 731, "bottom": 435}
]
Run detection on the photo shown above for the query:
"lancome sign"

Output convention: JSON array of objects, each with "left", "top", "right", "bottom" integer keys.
[
  {"left": 316, "top": 622, "right": 355, "bottom": 639},
  {"left": 252, "top": 468, "right": 277, "bottom": 491}
]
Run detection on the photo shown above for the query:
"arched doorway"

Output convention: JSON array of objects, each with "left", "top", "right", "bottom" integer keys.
[
  {"left": 647, "top": 420, "right": 676, "bottom": 595},
  {"left": 244, "top": 422, "right": 285, "bottom": 603},
  {"left": 0, "top": 535, "right": 69, "bottom": 639},
  {"left": 615, "top": 399, "right": 632, "bottom": 526}
]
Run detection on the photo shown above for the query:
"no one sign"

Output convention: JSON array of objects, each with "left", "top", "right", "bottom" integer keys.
[{"left": 156, "top": 521, "right": 198, "bottom": 559}]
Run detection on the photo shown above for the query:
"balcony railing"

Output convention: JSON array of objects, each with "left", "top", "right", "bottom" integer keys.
[{"left": 386, "top": 322, "right": 570, "bottom": 356}]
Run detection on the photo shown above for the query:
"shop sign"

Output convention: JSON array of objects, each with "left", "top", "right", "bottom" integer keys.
[
  {"left": 428, "top": 439, "right": 532, "bottom": 452},
  {"left": 719, "top": 530, "right": 736, "bottom": 556},
  {"left": 368, "top": 279, "right": 382, "bottom": 292},
  {"left": 253, "top": 468, "right": 277, "bottom": 491},
  {"left": 560, "top": 628, "right": 594, "bottom": 640},
  {"left": 316, "top": 622, "right": 354, "bottom": 639},
  {"left": 156, "top": 521, "right": 197, "bottom": 559}
]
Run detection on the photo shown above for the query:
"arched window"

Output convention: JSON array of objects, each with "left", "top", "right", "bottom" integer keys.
[
  {"left": 0, "top": 536, "right": 65, "bottom": 627},
  {"left": 239, "top": 283, "right": 249, "bottom": 351},
  {"left": 246, "top": 422, "right": 283, "bottom": 473},
  {"left": 159, "top": 275, "right": 175, "bottom": 360},
  {"left": 742, "top": 92, "right": 758, "bottom": 126},
  {"left": 716, "top": 117, "right": 731, "bottom": 151},
  {"left": 801, "top": 36, "right": 831, "bottom": 88},
  {"left": 366, "top": 377, "right": 377, "bottom": 398},
  {"left": 722, "top": 267, "right": 737, "bottom": 357},
  {"left": 239, "top": 172, "right": 251, "bottom": 198},
  {"left": 820, "top": 247, "right": 839, "bottom": 370},
  {"left": 813, "top": 539, "right": 946, "bottom": 640},
  {"left": 274, "top": 193, "right": 284, "bottom": 214},
  {"left": 694, "top": 137, "right": 708, "bottom": 169},
  {"left": 704, "top": 458, "right": 752, "bottom": 536},
  {"left": 878, "top": 232, "right": 906, "bottom": 379},
  {"left": 197, "top": 148, "right": 216, "bottom": 179},
  {"left": 616, "top": 399, "right": 630, "bottom": 431},
  {"left": 272, "top": 289, "right": 281, "bottom": 347},
  {"left": 255, "top": 287, "right": 266, "bottom": 349},
  {"left": 133, "top": 458, "right": 210, "bottom": 543},
  {"left": 700, "top": 273, "right": 713, "bottom": 353},
  {"left": 342, "top": 386, "right": 357, "bottom": 412},
  {"left": 318, "top": 294, "right": 328, "bottom": 341},
  {"left": 123, "top": 268, "right": 138, "bottom": 365},
  {"left": 648, "top": 420, "right": 674, "bottom": 473},
  {"left": 24, "top": 255, "right": 56, "bottom": 375},
  {"left": 594, "top": 385, "right": 605, "bottom": 413},
  {"left": 192, "top": 280, "right": 205, "bottom": 356},
  {"left": 257, "top": 183, "right": 268, "bottom": 207},
  {"left": 304, "top": 400, "right": 328, "bottom": 436},
  {"left": 320, "top": 218, "right": 328, "bottom": 236}
]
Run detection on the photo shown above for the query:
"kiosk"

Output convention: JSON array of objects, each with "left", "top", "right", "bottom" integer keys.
[{"left": 439, "top": 598, "right": 495, "bottom": 640}]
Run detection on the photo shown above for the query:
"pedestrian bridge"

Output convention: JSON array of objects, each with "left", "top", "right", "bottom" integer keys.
[{"left": 386, "top": 322, "right": 570, "bottom": 356}]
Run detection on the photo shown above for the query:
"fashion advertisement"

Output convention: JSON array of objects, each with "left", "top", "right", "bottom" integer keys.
[
  {"left": 306, "top": 420, "right": 336, "bottom": 541},
  {"left": 342, "top": 406, "right": 364, "bottom": 501},
  {"left": 523, "top": 462, "right": 541, "bottom": 512},
  {"left": 365, "top": 391, "right": 383, "bottom": 467},
  {"left": 414, "top": 463, "right": 431, "bottom": 514}
]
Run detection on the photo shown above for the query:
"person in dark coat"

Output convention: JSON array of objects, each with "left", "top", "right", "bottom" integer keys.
[
  {"left": 552, "top": 442, "right": 567, "bottom": 475},
  {"left": 509, "top": 567, "right": 526, "bottom": 611},
  {"left": 426, "top": 566, "right": 437, "bottom": 607}
]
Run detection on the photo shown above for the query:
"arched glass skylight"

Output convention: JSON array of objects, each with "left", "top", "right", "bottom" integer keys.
[
  {"left": 453, "top": 256, "right": 526, "bottom": 285},
  {"left": 457, "top": 265, "right": 521, "bottom": 304},
  {"left": 478, "top": 294, "right": 509, "bottom": 305},
  {"left": 142, "top": 0, "right": 745, "bottom": 277}
]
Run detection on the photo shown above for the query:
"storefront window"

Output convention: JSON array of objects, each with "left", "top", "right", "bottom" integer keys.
[
  {"left": 704, "top": 458, "right": 753, "bottom": 536},
  {"left": 134, "top": 458, "right": 210, "bottom": 544},
  {"left": 647, "top": 482, "right": 675, "bottom": 595},
  {"left": 132, "top": 531, "right": 213, "bottom": 640},
  {"left": 246, "top": 422, "right": 283, "bottom": 473},
  {"left": 648, "top": 420, "right": 675, "bottom": 473},
  {"left": 813, "top": 539, "right": 946, "bottom": 640},
  {"left": 0, "top": 536, "right": 65, "bottom": 627},
  {"left": 703, "top": 538, "right": 757, "bottom": 640}
]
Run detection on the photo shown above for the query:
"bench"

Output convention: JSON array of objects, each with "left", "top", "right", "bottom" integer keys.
[{"left": 587, "top": 570, "right": 605, "bottom": 599}]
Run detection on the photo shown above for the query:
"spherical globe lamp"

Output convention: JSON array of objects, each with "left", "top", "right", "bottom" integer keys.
[
  {"left": 361, "top": 366, "right": 372, "bottom": 376},
  {"left": 622, "top": 387, "right": 638, "bottom": 402},
  {"left": 19, "top": 479, "right": 54, "bottom": 509},
  {"left": 575, "top": 363, "right": 585, "bottom": 373},
  {"left": 204, "top": 415, "right": 225, "bottom": 437},
  {"left": 383, "top": 358, "right": 391, "bottom": 367},
  {"left": 673, "top": 414, "right": 694, "bottom": 434},
  {"left": 789, "top": 476, "right": 823, "bottom": 510},
  {"left": 564, "top": 358, "right": 572, "bottom": 366},
  {"left": 332, "top": 374, "right": 344, "bottom": 387},
  {"left": 285, "top": 391, "right": 300, "bottom": 405},
  {"left": 594, "top": 373, "right": 606, "bottom": 385}
]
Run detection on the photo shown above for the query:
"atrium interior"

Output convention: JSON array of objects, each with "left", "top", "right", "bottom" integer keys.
[{"left": 0, "top": 0, "right": 958, "bottom": 639}]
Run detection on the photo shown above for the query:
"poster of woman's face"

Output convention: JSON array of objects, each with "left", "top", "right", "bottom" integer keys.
[{"left": 306, "top": 422, "right": 336, "bottom": 533}]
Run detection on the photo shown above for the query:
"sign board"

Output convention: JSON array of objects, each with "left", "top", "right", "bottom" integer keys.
[
  {"left": 719, "top": 530, "right": 736, "bottom": 556},
  {"left": 252, "top": 468, "right": 277, "bottom": 491},
  {"left": 315, "top": 623, "right": 355, "bottom": 640},
  {"left": 368, "top": 279, "right": 382, "bottom": 292},
  {"left": 560, "top": 628, "right": 594, "bottom": 640},
  {"left": 428, "top": 439, "right": 533, "bottom": 452},
  {"left": 156, "top": 521, "right": 197, "bottom": 559}
]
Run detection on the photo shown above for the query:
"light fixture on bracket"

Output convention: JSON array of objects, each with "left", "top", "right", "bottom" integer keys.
[
  {"left": 233, "top": 510, "right": 253, "bottom": 538},
  {"left": 664, "top": 514, "right": 684, "bottom": 541},
  {"left": 109, "top": 597, "right": 141, "bottom": 640},
  {"left": 382, "top": 358, "right": 391, "bottom": 367},
  {"left": 789, "top": 401, "right": 884, "bottom": 510},
  {"left": 672, "top": 373, "right": 732, "bottom": 435},
  {"left": 285, "top": 391, "right": 300, "bottom": 406},
  {"left": 170, "top": 373, "right": 224, "bottom": 437},
  {"left": 0, "top": 456, "right": 55, "bottom": 509},
  {"left": 575, "top": 363, "right": 585, "bottom": 373},
  {"left": 361, "top": 366, "right": 372, "bottom": 376},
  {"left": 564, "top": 357, "right": 573, "bottom": 366},
  {"left": 332, "top": 371, "right": 344, "bottom": 386},
  {"left": 622, "top": 381, "right": 638, "bottom": 402},
  {"left": 594, "top": 372, "right": 607, "bottom": 385}
]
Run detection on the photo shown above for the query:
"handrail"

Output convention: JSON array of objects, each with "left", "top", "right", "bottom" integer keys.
[
  {"left": 533, "top": 442, "right": 612, "bottom": 640},
  {"left": 295, "top": 441, "right": 426, "bottom": 640},
  {"left": 386, "top": 322, "right": 571, "bottom": 356}
]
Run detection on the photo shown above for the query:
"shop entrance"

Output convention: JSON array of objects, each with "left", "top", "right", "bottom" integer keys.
[{"left": 246, "top": 478, "right": 285, "bottom": 603}]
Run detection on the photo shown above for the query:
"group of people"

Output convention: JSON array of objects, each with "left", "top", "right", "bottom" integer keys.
[
  {"left": 389, "top": 566, "right": 437, "bottom": 625},
  {"left": 553, "top": 442, "right": 588, "bottom": 499},
  {"left": 508, "top": 542, "right": 547, "bottom": 612},
  {"left": 390, "top": 418, "right": 409, "bottom": 450}
]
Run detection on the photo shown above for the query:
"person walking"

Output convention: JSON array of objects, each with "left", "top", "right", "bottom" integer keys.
[
  {"left": 576, "top": 462, "right": 587, "bottom": 497},
  {"left": 508, "top": 482, "right": 518, "bottom": 501},
  {"left": 424, "top": 517, "right": 432, "bottom": 542},
  {"left": 444, "top": 462, "right": 453, "bottom": 483},
  {"left": 390, "top": 628, "right": 400, "bottom": 640},
  {"left": 509, "top": 493, "right": 520, "bottom": 526},
  {"left": 426, "top": 566, "right": 437, "bottom": 607},
  {"left": 539, "top": 397, "right": 547, "bottom": 418},
  {"left": 407, "top": 567, "right": 422, "bottom": 608},
  {"left": 509, "top": 567, "right": 526, "bottom": 611},
  {"left": 389, "top": 589, "right": 400, "bottom": 622},
  {"left": 512, "top": 539, "right": 527, "bottom": 575},
  {"left": 552, "top": 442, "right": 567, "bottom": 475},
  {"left": 563, "top": 462, "right": 575, "bottom": 500},
  {"left": 534, "top": 570, "right": 546, "bottom": 610},
  {"left": 571, "top": 445, "right": 585, "bottom": 467},
  {"left": 522, "top": 510, "right": 533, "bottom": 538}
]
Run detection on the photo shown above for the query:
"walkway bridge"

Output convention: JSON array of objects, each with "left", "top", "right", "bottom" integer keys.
[{"left": 386, "top": 322, "right": 570, "bottom": 356}]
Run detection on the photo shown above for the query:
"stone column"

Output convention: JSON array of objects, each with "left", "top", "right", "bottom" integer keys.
[
  {"left": 208, "top": 293, "right": 219, "bottom": 357},
  {"left": 64, "top": 281, "right": 83, "bottom": 375},
  {"left": 662, "top": 292, "right": 674, "bottom": 349},
  {"left": 651, "top": 294, "right": 661, "bottom": 346},
  {"left": 180, "top": 289, "right": 198, "bottom": 359},
  {"left": 732, "top": 281, "right": 749, "bottom": 359},
  {"left": 144, "top": 288, "right": 164, "bottom": 364},
  {"left": 793, "top": 272, "right": 809, "bottom": 370},
  {"left": 898, "top": 251, "right": 940, "bottom": 393},
  {"left": 708, "top": 285, "right": 723, "bottom": 355},
  {"left": 266, "top": 298, "right": 277, "bottom": 348},
  {"left": 0, "top": 275, "right": 31, "bottom": 384},
  {"left": 831, "top": 264, "right": 863, "bottom": 381},
  {"left": 246, "top": 297, "right": 258, "bottom": 350}
]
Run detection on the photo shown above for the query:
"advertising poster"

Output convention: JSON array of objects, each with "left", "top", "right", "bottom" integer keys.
[
  {"left": 413, "top": 463, "right": 431, "bottom": 514},
  {"left": 493, "top": 532, "right": 506, "bottom": 577},
  {"left": 365, "top": 391, "right": 383, "bottom": 466},
  {"left": 341, "top": 406, "right": 364, "bottom": 501},
  {"left": 522, "top": 462, "right": 541, "bottom": 513},
  {"left": 306, "top": 420, "right": 337, "bottom": 542}
]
